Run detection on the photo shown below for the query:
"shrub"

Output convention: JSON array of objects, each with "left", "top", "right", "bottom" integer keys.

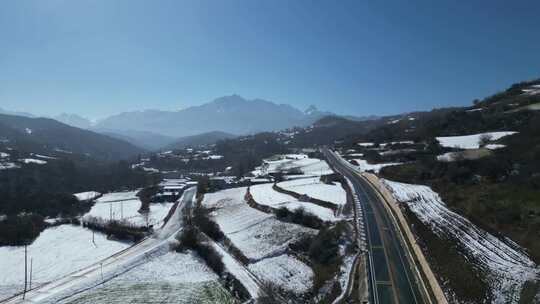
[
  {"left": 0, "top": 214, "right": 46, "bottom": 246},
  {"left": 175, "top": 227, "right": 198, "bottom": 251},
  {"left": 137, "top": 186, "right": 159, "bottom": 212},
  {"left": 82, "top": 216, "right": 148, "bottom": 242},
  {"left": 193, "top": 206, "right": 224, "bottom": 242},
  {"left": 174, "top": 227, "right": 224, "bottom": 276}
]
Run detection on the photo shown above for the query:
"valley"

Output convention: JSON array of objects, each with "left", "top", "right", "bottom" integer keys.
[{"left": 0, "top": 79, "right": 539, "bottom": 304}]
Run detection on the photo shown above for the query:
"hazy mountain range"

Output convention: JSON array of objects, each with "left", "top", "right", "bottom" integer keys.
[
  {"left": 92, "top": 95, "right": 334, "bottom": 137},
  {"left": 4, "top": 95, "right": 376, "bottom": 150}
]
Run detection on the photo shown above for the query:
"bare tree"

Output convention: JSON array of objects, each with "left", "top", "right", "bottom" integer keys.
[{"left": 479, "top": 134, "right": 493, "bottom": 147}]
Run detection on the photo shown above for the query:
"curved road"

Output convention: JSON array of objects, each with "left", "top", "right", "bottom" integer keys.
[
  {"left": 2, "top": 187, "right": 196, "bottom": 304},
  {"left": 325, "top": 149, "right": 425, "bottom": 304}
]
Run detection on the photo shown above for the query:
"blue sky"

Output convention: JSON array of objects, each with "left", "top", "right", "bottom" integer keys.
[{"left": 1, "top": 0, "right": 539, "bottom": 119}]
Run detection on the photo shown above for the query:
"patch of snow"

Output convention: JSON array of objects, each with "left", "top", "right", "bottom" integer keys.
[
  {"left": 278, "top": 176, "right": 346, "bottom": 206},
  {"left": 0, "top": 162, "right": 19, "bottom": 170},
  {"left": 248, "top": 254, "right": 313, "bottom": 293},
  {"left": 351, "top": 159, "right": 402, "bottom": 173},
  {"left": 25, "top": 127, "right": 32, "bottom": 134},
  {"left": 357, "top": 142, "right": 374, "bottom": 147},
  {"left": 379, "top": 141, "right": 414, "bottom": 148},
  {"left": 142, "top": 167, "right": 160, "bottom": 173},
  {"left": 84, "top": 198, "right": 173, "bottom": 228},
  {"left": 54, "top": 148, "right": 73, "bottom": 154},
  {"left": 97, "top": 190, "right": 140, "bottom": 203},
  {"left": 20, "top": 158, "right": 47, "bottom": 165},
  {"left": 436, "top": 152, "right": 457, "bottom": 162},
  {"left": 485, "top": 144, "right": 506, "bottom": 150},
  {"left": 32, "top": 154, "right": 57, "bottom": 160},
  {"left": 0, "top": 152, "right": 9, "bottom": 158},
  {"left": 436, "top": 131, "right": 517, "bottom": 149},
  {"left": 284, "top": 154, "right": 308, "bottom": 160},
  {"left": 254, "top": 156, "right": 332, "bottom": 176},
  {"left": 74, "top": 191, "right": 101, "bottom": 202},
  {"left": 382, "top": 179, "right": 539, "bottom": 303},
  {"left": 251, "top": 183, "right": 338, "bottom": 222}
]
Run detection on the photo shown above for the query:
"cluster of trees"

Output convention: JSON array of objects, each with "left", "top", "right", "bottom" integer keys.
[
  {"left": 0, "top": 158, "right": 159, "bottom": 245},
  {"left": 290, "top": 222, "right": 352, "bottom": 294},
  {"left": 82, "top": 216, "right": 148, "bottom": 242},
  {"left": 215, "top": 132, "right": 287, "bottom": 178},
  {"left": 274, "top": 207, "right": 323, "bottom": 229},
  {"left": 175, "top": 227, "right": 224, "bottom": 276}
]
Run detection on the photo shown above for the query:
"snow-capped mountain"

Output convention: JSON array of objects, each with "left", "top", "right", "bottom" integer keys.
[{"left": 94, "top": 95, "right": 332, "bottom": 137}]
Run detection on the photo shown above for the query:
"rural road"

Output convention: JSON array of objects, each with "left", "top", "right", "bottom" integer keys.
[
  {"left": 324, "top": 149, "right": 425, "bottom": 304},
  {"left": 2, "top": 187, "right": 196, "bottom": 304}
]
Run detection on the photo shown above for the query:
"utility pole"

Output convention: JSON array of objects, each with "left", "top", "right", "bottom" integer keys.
[
  {"left": 29, "top": 258, "right": 33, "bottom": 289},
  {"left": 109, "top": 203, "right": 112, "bottom": 221},
  {"left": 100, "top": 262, "right": 104, "bottom": 283},
  {"left": 23, "top": 244, "right": 27, "bottom": 299}
]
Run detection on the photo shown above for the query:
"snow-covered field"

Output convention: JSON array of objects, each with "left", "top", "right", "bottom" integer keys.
[
  {"left": 60, "top": 249, "right": 235, "bottom": 304},
  {"left": 250, "top": 183, "right": 338, "bottom": 222},
  {"left": 203, "top": 187, "right": 317, "bottom": 261},
  {"left": 436, "top": 131, "right": 517, "bottom": 149},
  {"left": 83, "top": 198, "right": 173, "bottom": 228},
  {"left": 252, "top": 154, "right": 333, "bottom": 176},
  {"left": 277, "top": 176, "right": 346, "bottom": 206},
  {"left": 0, "top": 225, "right": 130, "bottom": 300},
  {"left": 248, "top": 254, "right": 313, "bottom": 293},
  {"left": 203, "top": 187, "right": 316, "bottom": 294},
  {"left": 96, "top": 190, "right": 140, "bottom": 203},
  {"left": 351, "top": 159, "right": 402, "bottom": 173},
  {"left": 74, "top": 191, "right": 101, "bottom": 202},
  {"left": 382, "top": 179, "right": 539, "bottom": 303}
]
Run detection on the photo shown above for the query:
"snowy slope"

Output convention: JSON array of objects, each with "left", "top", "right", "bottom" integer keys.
[
  {"left": 209, "top": 242, "right": 261, "bottom": 299},
  {"left": 0, "top": 225, "right": 130, "bottom": 300},
  {"left": 436, "top": 131, "right": 517, "bottom": 149},
  {"left": 60, "top": 248, "right": 233, "bottom": 304},
  {"left": 253, "top": 155, "right": 333, "bottom": 176},
  {"left": 83, "top": 198, "right": 173, "bottom": 228},
  {"left": 277, "top": 177, "right": 346, "bottom": 206},
  {"left": 203, "top": 187, "right": 316, "bottom": 261},
  {"left": 248, "top": 254, "right": 313, "bottom": 293},
  {"left": 250, "top": 183, "right": 338, "bottom": 222},
  {"left": 382, "top": 179, "right": 539, "bottom": 303}
]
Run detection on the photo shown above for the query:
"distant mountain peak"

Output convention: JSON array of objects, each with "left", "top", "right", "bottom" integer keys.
[
  {"left": 305, "top": 105, "right": 319, "bottom": 115},
  {"left": 54, "top": 113, "right": 92, "bottom": 129},
  {"left": 94, "top": 95, "right": 336, "bottom": 138}
]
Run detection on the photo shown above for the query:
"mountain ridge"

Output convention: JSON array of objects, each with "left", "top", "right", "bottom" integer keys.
[
  {"left": 94, "top": 95, "right": 333, "bottom": 137},
  {"left": 0, "top": 113, "right": 144, "bottom": 161}
]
